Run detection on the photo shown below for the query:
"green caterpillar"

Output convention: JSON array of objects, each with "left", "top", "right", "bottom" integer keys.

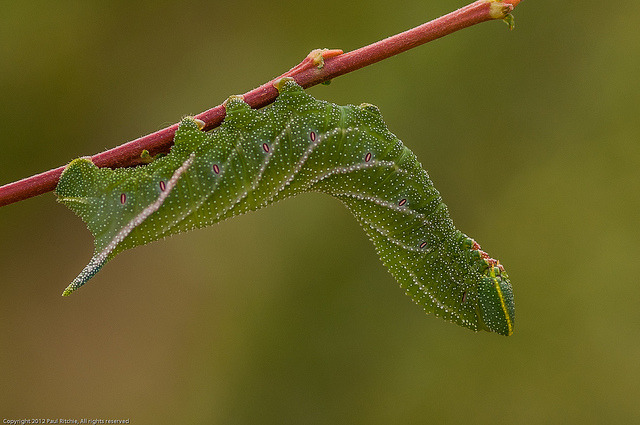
[{"left": 56, "top": 78, "right": 514, "bottom": 336}]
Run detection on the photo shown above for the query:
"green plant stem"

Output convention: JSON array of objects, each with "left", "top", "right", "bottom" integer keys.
[{"left": 0, "top": 0, "right": 521, "bottom": 208}]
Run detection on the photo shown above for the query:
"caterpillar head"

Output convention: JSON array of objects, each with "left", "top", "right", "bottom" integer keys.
[{"left": 463, "top": 237, "right": 515, "bottom": 336}]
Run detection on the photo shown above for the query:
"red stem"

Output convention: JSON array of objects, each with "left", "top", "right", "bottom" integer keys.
[{"left": 0, "top": 0, "right": 520, "bottom": 208}]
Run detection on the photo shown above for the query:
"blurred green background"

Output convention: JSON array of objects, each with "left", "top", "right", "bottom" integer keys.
[{"left": 2, "top": 0, "right": 639, "bottom": 423}]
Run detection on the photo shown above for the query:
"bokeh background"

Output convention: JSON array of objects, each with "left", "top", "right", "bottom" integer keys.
[{"left": 2, "top": 0, "right": 639, "bottom": 423}]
